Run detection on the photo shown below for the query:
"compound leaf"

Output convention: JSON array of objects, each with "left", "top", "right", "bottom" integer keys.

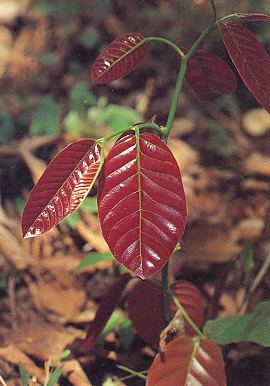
[
  {"left": 81, "top": 273, "right": 131, "bottom": 351},
  {"left": 98, "top": 131, "right": 187, "bottom": 279},
  {"left": 204, "top": 301, "right": 270, "bottom": 346},
  {"left": 22, "top": 139, "right": 100, "bottom": 238},
  {"left": 219, "top": 22, "right": 270, "bottom": 112},
  {"left": 185, "top": 49, "right": 237, "bottom": 99},
  {"left": 92, "top": 32, "right": 149, "bottom": 83},
  {"left": 146, "top": 335, "right": 226, "bottom": 386}
]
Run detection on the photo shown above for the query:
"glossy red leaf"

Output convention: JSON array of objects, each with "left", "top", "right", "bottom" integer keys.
[
  {"left": 22, "top": 139, "right": 100, "bottom": 238},
  {"left": 219, "top": 22, "right": 270, "bottom": 112},
  {"left": 238, "top": 13, "right": 270, "bottom": 21},
  {"left": 127, "top": 280, "right": 204, "bottom": 347},
  {"left": 98, "top": 130, "right": 187, "bottom": 279},
  {"left": 81, "top": 273, "right": 131, "bottom": 352},
  {"left": 147, "top": 335, "right": 227, "bottom": 386},
  {"left": 92, "top": 32, "right": 149, "bottom": 84},
  {"left": 185, "top": 49, "right": 237, "bottom": 100},
  {"left": 169, "top": 280, "right": 204, "bottom": 336}
]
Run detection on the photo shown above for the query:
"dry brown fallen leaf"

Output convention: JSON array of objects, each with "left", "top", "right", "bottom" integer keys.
[
  {"left": 241, "top": 178, "right": 270, "bottom": 192},
  {"left": 26, "top": 274, "right": 86, "bottom": 323},
  {"left": 0, "top": 222, "right": 30, "bottom": 269},
  {"left": 171, "top": 117, "right": 195, "bottom": 137},
  {"left": 180, "top": 165, "right": 223, "bottom": 221},
  {"left": 6, "top": 378, "right": 26, "bottom": 386},
  {"left": 244, "top": 152, "right": 270, "bottom": 176},
  {"left": 234, "top": 217, "right": 264, "bottom": 241},
  {"left": 3, "top": 315, "right": 84, "bottom": 361},
  {"left": 182, "top": 223, "right": 241, "bottom": 263},
  {"left": 77, "top": 213, "right": 109, "bottom": 252},
  {"left": 18, "top": 135, "right": 59, "bottom": 182},
  {"left": 40, "top": 254, "right": 82, "bottom": 272},
  {"left": 0, "top": 0, "right": 30, "bottom": 23},
  {"left": 0, "top": 26, "right": 12, "bottom": 77},
  {"left": 19, "top": 150, "right": 47, "bottom": 184},
  {"left": 6, "top": 23, "right": 47, "bottom": 81},
  {"left": 186, "top": 189, "right": 221, "bottom": 222},
  {"left": 204, "top": 284, "right": 240, "bottom": 317},
  {"left": 0, "top": 345, "right": 45, "bottom": 384},
  {"left": 168, "top": 138, "right": 199, "bottom": 172},
  {"left": 242, "top": 108, "right": 270, "bottom": 136},
  {"left": 62, "top": 360, "right": 93, "bottom": 386}
]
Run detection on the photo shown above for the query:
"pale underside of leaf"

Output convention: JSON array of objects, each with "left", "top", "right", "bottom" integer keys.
[
  {"left": 98, "top": 131, "right": 187, "bottom": 279},
  {"left": 22, "top": 140, "right": 100, "bottom": 238}
]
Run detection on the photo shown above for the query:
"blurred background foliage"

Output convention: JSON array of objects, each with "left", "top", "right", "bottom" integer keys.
[
  {"left": 0, "top": 1, "right": 270, "bottom": 385},
  {"left": 0, "top": 0, "right": 269, "bottom": 245},
  {"left": 0, "top": 0, "right": 269, "bottom": 216},
  {"left": 0, "top": 0, "right": 269, "bottom": 142}
]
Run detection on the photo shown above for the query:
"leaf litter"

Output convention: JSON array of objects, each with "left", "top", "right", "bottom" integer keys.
[{"left": 1, "top": 2, "right": 270, "bottom": 385}]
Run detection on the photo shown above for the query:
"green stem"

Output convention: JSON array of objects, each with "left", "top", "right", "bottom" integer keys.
[
  {"left": 163, "top": 13, "right": 224, "bottom": 141},
  {"left": 162, "top": 263, "right": 171, "bottom": 324},
  {"left": 144, "top": 36, "right": 185, "bottom": 59},
  {"left": 163, "top": 58, "right": 188, "bottom": 140},
  {"left": 186, "top": 25, "right": 214, "bottom": 60},
  {"left": 117, "top": 365, "right": 147, "bottom": 380},
  {"left": 219, "top": 12, "right": 242, "bottom": 23},
  {"left": 98, "top": 122, "right": 163, "bottom": 144},
  {"left": 186, "top": 12, "right": 240, "bottom": 61},
  {"left": 169, "top": 289, "right": 204, "bottom": 337},
  {"left": 120, "top": 370, "right": 148, "bottom": 382}
]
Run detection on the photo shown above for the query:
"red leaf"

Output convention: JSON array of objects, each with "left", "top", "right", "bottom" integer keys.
[
  {"left": 127, "top": 280, "right": 204, "bottom": 346},
  {"left": 185, "top": 49, "right": 237, "bottom": 100},
  {"left": 92, "top": 32, "right": 149, "bottom": 84},
  {"left": 22, "top": 139, "right": 100, "bottom": 238},
  {"left": 81, "top": 273, "right": 131, "bottom": 352},
  {"left": 98, "top": 131, "right": 187, "bottom": 279},
  {"left": 238, "top": 13, "right": 270, "bottom": 21},
  {"left": 219, "top": 22, "right": 270, "bottom": 112},
  {"left": 127, "top": 280, "right": 165, "bottom": 347},
  {"left": 146, "top": 335, "right": 227, "bottom": 386},
  {"left": 169, "top": 280, "right": 204, "bottom": 336}
]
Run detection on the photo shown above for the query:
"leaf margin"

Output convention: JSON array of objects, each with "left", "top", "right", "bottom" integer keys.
[{"left": 22, "top": 139, "right": 102, "bottom": 238}]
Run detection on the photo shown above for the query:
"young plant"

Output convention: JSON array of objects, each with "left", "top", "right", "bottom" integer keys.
[{"left": 21, "top": 1, "right": 270, "bottom": 384}]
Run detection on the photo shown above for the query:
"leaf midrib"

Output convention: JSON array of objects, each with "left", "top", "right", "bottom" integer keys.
[{"left": 135, "top": 128, "right": 143, "bottom": 273}]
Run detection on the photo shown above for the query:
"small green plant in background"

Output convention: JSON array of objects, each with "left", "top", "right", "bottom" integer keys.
[{"left": 18, "top": 350, "right": 70, "bottom": 386}]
